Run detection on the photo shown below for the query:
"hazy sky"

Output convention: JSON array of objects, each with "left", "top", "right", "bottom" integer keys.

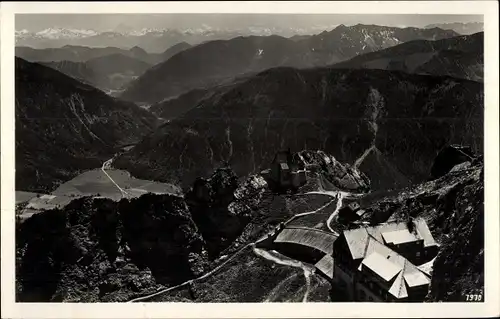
[{"left": 16, "top": 14, "right": 483, "bottom": 32}]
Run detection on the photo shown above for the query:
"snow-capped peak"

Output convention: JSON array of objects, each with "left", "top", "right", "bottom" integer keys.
[{"left": 32, "top": 28, "right": 98, "bottom": 39}]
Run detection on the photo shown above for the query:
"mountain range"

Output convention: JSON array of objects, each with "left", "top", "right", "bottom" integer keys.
[
  {"left": 16, "top": 43, "right": 193, "bottom": 93},
  {"left": 15, "top": 25, "right": 338, "bottom": 52},
  {"left": 120, "top": 24, "right": 459, "bottom": 103},
  {"left": 15, "top": 42, "right": 192, "bottom": 65},
  {"left": 15, "top": 57, "right": 158, "bottom": 192}
]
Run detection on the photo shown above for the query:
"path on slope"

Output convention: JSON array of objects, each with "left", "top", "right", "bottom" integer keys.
[
  {"left": 305, "top": 189, "right": 362, "bottom": 233},
  {"left": 354, "top": 87, "right": 383, "bottom": 169},
  {"left": 128, "top": 183, "right": 361, "bottom": 302},
  {"left": 253, "top": 247, "right": 315, "bottom": 302}
]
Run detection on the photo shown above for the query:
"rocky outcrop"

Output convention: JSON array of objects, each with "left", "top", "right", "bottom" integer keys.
[
  {"left": 430, "top": 144, "right": 476, "bottom": 179},
  {"left": 16, "top": 194, "right": 208, "bottom": 302},
  {"left": 298, "top": 150, "right": 371, "bottom": 193},
  {"left": 185, "top": 168, "right": 268, "bottom": 258}
]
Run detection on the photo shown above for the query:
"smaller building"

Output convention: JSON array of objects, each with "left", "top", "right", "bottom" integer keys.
[{"left": 266, "top": 149, "right": 307, "bottom": 190}]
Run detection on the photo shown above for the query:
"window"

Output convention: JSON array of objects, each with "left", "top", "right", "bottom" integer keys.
[{"left": 416, "top": 251, "right": 421, "bottom": 258}]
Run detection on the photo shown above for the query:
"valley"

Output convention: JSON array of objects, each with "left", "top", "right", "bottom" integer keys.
[{"left": 13, "top": 17, "right": 486, "bottom": 305}]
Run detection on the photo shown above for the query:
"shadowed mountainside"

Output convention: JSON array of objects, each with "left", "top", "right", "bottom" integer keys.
[
  {"left": 115, "top": 67, "right": 483, "bottom": 191},
  {"left": 15, "top": 57, "right": 158, "bottom": 192}
]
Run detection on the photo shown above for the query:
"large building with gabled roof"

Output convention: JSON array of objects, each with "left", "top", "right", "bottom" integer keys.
[{"left": 332, "top": 217, "right": 439, "bottom": 302}]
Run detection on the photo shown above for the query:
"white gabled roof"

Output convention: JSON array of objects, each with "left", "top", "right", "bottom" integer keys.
[
  {"left": 362, "top": 252, "right": 402, "bottom": 282},
  {"left": 388, "top": 271, "right": 408, "bottom": 299},
  {"left": 403, "top": 269, "right": 431, "bottom": 288},
  {"left": 382, "top": 229, "right": 420, "bottom": 245}
]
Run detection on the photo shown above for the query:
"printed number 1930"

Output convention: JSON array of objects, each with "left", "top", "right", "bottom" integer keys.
[{"left": 465, "top": 294, "right": 483, "bottom": 302}]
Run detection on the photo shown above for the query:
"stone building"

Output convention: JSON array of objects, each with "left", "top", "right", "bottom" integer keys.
[{"left": 264, "top": 149, "right": 307, "bottom": 190}]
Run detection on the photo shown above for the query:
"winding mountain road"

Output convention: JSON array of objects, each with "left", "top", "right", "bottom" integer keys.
[{"left": 101, "top": 158, "right": 130, "bottom": 198}]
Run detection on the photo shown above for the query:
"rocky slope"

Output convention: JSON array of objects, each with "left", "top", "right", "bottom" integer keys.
[
  {"left": 15, "top": 57, "right": 158, "bottom": 192},
  {"left": 115, "top": 67, "right": 483, "bottom": 191},
  {"left": 333, "top": 32, "right": 483, "bottom": 82},
  {"left": 42, "top": 54, "right": 152, "bottom": 92},
  {"left": 120, "top": 25, "right": 459, "bottom": 103},
  {"left": 15, "top": 166, "right": 276, "bottom": 302},
  {"left": 149, "top": 88, "right": 211, "bottom": 120}
]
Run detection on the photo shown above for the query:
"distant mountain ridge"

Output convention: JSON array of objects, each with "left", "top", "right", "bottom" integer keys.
[
  {"left": 15, "top": 57, "right": 158, "bottom": 192},
  {"left": 15, "top": 25, "right": 338, "bottom": 52},
  {"left": 15, "top": 43, "right": 190, "bottom": 65},
  {"left": 16, "top": 43, "right": 193, "bottom": 93},
  {"left": 332, "top": 32, "right": 483, "bottom": 82},
  {"left": 120, "top": 24, "right": 459, "bottom": 103}
]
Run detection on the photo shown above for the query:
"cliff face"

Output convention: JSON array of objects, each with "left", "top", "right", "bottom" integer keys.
[{"left": 16, "top": 194, "right": 208, "bottom": 302}]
